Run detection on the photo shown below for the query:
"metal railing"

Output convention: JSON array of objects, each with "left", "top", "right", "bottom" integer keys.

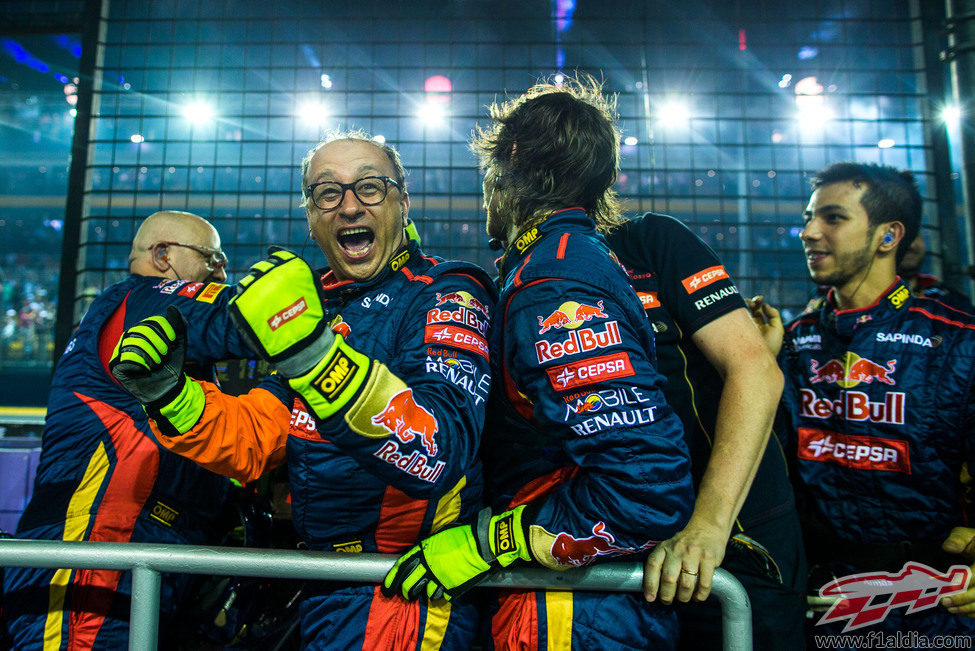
[{"left": 0, "top": 539, "right": 752, "bottom": 650}]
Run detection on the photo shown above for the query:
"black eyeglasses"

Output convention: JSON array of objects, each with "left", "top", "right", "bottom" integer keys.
[
  {"left": 305, "top": 176, "right": 401, "bottom": 211},
  {"left": 152, "top": 241, "right": 228, "bottom": 272}
]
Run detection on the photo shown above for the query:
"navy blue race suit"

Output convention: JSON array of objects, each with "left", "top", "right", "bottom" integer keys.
[
  {"left": 2, "top": 275, "right": 252, "bottom": 649},
  {"left": 482, "top": 208, "right": 694, "bottom": 650},
  {"left": 779, "top": 280, "right": 975, "bottom": 640},
  {"left": 149, "top": 241, "right": 495, "bottom": 650}
]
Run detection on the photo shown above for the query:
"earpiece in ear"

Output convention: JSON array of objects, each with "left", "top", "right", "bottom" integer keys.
[{"left": 883, "top": 231, "right": 894, "bottom": 245}]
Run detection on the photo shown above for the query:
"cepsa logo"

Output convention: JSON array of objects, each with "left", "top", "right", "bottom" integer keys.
[
  {"left": 371, "top": 388, "right": 440, "bottom": 456},
  {"left": 535, "top": 321, "right": 622, "bottom": 364},
  {"left": 546, "top": 352, "right": 634, "bottom": 391},
  {"left": 269, "top": 297, "right": 308, "bottom": 331},
  {"left": 809, "top": 352, "right": 896, "bottom": 388},
  {"left": 537, "top": 300, "right": 608, "bottom": 334},
  {"left": 435, "top": 291, "right": 490, "bottom": 318},
  {"left": 424, "top": 324, "right": 489, "bottom": 359},
  {"left": 681, "top": 265, "right": 728, "bottom": 294},
  {"left": 797, "top": 427, "right": 910, "bottom": 473},
  {"left": 815, "top": 562, "right": 970, "bottom": 632}
]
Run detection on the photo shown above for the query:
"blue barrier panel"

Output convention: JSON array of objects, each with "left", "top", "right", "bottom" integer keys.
[{"left": 0, "top": 438, "right": 41, "bottom": 533}]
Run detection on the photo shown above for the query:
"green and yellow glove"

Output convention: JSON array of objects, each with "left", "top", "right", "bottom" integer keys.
[
  {"left": 381, "top": 505, "right": 533, "bottom": 601},
  {"left": 109, "top": 305, "right": 204, "bottom": 435},
  {"left": 228, "top": 248, "right": 369, "bottom": 420}
]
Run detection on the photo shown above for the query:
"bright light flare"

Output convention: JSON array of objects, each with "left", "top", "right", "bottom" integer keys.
[
  {"left": 297, "top": 100, "right": 329, "bottom": 127},
  {"left": 656, "top": 100, "right": 691, "bottom": 128},
  {"left": 182, "top": 100, "right": 215, "bottom": 125},
  {"left": 942, "top": 105, "right": 962, "bottom": 127},
  {"left": 878, "top": 138, "right": 895, "bottom": 149},
  {"left": 417, "top": 100, "right": 447, "bottom": 128},
  {"left": 623, "top": 136, "right": 639, "bottom": 146},
  {"left": 130, "top": 134, "right": 144, "bottom": 144}
]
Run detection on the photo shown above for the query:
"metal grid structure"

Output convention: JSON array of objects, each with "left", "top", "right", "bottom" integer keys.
[{"left": 0, "top": 0, "right": 962, "bottom": 368}]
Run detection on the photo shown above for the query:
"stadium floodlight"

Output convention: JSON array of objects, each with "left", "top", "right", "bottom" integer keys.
[
  {"left": 181, "top": 99, "right": 215, "bottom": 125},
  {"left": 623, "top": 136, "right": 639, "bottom": 146},
  {"left": 417, "top": 100, "right": 447, "bottom": 128},
  {"left": 297, "top": 100, "right": 329, "bottom": 127},
  {"left": 877, "top": 138, "right": 895, "bottom": 149},
  {"left": 796, "top": 94, "right": 832, "bottom": 134},
  {"left": 130, "top": 134, "right": 145, "bottom": 144},
  {"left": 656, "top": 99, "right": 691, "bottom": 128}
]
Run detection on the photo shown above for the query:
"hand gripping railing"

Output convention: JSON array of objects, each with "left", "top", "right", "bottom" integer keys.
[{"left": 0, "top": 539, "right": 752, "bottom": 650}]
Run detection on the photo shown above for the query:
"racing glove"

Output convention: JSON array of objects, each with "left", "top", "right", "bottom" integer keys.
[
  {"left": 382, "top": 505, "right": 533, "bottom": 601},
  {"left": 109, "top": 305, "right": 205, "bottom": 435},
  {"left": 228, "top": 248, "right": 369, "bottom": 420}
]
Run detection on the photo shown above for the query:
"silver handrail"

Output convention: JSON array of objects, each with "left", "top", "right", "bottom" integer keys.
[{"left": 0, "top": 539, "right": 752, "bottom": 650}]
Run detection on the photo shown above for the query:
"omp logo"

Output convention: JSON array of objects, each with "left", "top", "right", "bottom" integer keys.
[
  {"left": 149, "top": 501, "right": 179, "bottom": 527},
  {"left": 389, "top": 249, "right": 410, "bottom": 271},
  {"left": 332, "top": 540, "right": 363, "bottom": 553},
  {"left": 312, "top": 351, "right": 357, "bottom": 402},
  {"left": 816, "top": 562, "right": 970, "bottom": 632},
  {"left": 268, "top": 297, "right": 308, "bottom": 331},
  {"left": 494, "top": 513, "right": 515, "bottom": 553},
  {"left": 681, "top": 265, "right": 728, "bottom": 294},
  {"left": 371, "top": 389, "right": 440, "bottom": 456},
  {"left": 809, "top": 352, "right": 896, "bottom": 388},
  {"left": 798, "top": 427, "right": 910, "bottom": 473},
  {"left": 537, "top": 301, "right": 608, "bottom": 334},
  {"left": 514, "top": 227, "right": 539, "bottom": 253},
  {"left": 535, "top": 321, "right": 622, "bottom": 363},
  {"left": 888, "top": 285, "right": 910, "bottom": 309}
]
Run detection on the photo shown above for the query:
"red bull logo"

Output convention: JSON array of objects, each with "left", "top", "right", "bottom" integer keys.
[
  {"left": 550, "top": 522, "right": 655, "bottom": 567},
  {"left": 537, "top": 300, "right": 608, "bottom": 334},
  {"left": 809, "top": 352, "right": 896, "bottom": 388},
  {"left": 535, "top": 321, "right": 621, "bottom": 363},
  {"left": 799, "top": 389, "right": 905, "bottom": 425},
  {"left": 435, "top": 290, "right": 490, "bottom": 318},
  {"left": 816, "top": 562, "right": 970, "bottom": 632},
  {"left": 371, "top": 389, "right": 440, "bottom": 456}
]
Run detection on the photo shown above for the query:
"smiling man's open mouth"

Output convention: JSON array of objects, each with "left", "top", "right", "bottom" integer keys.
[{"left": 337, "top": 226, "right": 375, "bottom": 257}]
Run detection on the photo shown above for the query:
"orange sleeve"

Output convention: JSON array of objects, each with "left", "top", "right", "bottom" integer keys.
[{"left": 151, "top": 380, "right": 290, "bottom": 483}]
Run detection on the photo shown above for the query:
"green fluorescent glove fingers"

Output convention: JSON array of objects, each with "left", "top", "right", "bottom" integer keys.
[
  {"left": 380, "top": 506, "right": 531, "bottom": 602},
  {"left": 228, "top": 249, "right": 335, "bottom": 378},
  {"left": 110, "top": 305, "right": 187, "bottom": 405}
]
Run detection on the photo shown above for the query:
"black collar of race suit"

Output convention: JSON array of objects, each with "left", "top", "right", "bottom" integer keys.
[
  {"left": 822, "top": 277, "right": 911, "bottom": 338},
  {"left": 320, "top": 239, "right": 421, "bottom": 302},
  {"left": 496, "top": 207, "right": 591, "bottom": 282}
]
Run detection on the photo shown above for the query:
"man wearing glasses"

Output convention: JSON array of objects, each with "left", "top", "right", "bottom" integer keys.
[
  {"left": 110, "top": 133, "right": 495, "bottom": 649},
  {"left": 2, "top": 211, "right": 253, "bottom": 649}
]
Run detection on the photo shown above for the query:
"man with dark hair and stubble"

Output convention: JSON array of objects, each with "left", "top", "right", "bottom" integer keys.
[
  {"left": 383, "top": 75, "right": 695, "bottom": 649},
  {"left": 752, "top": 162, "right": 975, "bottom": 643}
]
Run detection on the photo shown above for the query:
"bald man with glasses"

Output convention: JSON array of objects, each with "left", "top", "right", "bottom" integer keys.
[{"left": 2, "top": 210, "right": 253, "bottom": 650}]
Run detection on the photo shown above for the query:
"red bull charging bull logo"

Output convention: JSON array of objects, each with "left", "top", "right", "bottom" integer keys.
[
  {"left": 371, "top": 389, "right": 439, "bottom": 456},
  {"left": 537, "top": 300, "right": 608, "bottom": 334},
  {"left": 550, "top": 522, "right": 656, "bottom": 567},
  {"left": 435, "top": 290, "right": 490, "bottom": 318},
  {"left": 809, "top": 352, "right": 896, "bottom": 388}
]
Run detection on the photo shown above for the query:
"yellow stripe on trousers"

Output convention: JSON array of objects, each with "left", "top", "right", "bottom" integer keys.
[
  {"left": 545, "top": 590, "right": 574, "bottom": 650},
  {"left": 44, "top": 442, "right": 110, "bottom": 650}
]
